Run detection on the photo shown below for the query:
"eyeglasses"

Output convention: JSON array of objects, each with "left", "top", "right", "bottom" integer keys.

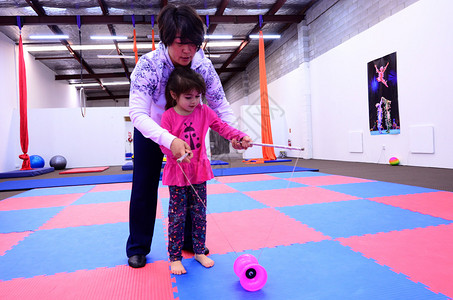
[{"left": 174, "top": 36, "right": 201, "bottom": 50}]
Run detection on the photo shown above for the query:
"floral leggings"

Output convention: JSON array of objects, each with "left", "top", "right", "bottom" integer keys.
[{"left": 168, "top": 182, "right": 207, "bottom": 262}]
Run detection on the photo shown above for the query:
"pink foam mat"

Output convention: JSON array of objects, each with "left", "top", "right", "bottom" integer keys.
[
  {"left": 0, "top": 231, "right": 32, "bottom": 256},
  {"left": 205, "top": 208, "right": 330, "bottom": 255},
  {"left": 245, "top": 186, "right": 360, "bottom": 207},
  {"left": 370, "top": 191, "right": 453, "bottom": 220},
  {"left": 158, "top": 183, "right": 239, "bottom": 198},
  {"left": 39, "top": 201, "right": 130, "bottom": 230},
  {"left": 59, "top": 167, "right": 109, "bottom": 174},
  {"left": 215, "top": 173, "right": 279, "bottom": 183},
  {"left": 89, "top": 182, "right": 132, "bottom": 193},
  {"left": 336, "top": 224, "right": 453, "bottom": 298},
  {"left": 0, "top": 194, "right": 83, "bottom": 211},
  {"left": 0, "top": 261, "right": 176, "bottom": 300},
  {"left": 206, "top": 183, "right": 239, "bottom": 195},
  {"left": 288, "top": 175, "right": 375, "bottom": 186}
]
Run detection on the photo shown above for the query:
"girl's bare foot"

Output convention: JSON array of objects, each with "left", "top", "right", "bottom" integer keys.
[
  {"left": 194, "top": 254, "right": 215, "bottom": 268},
  {"left": 170, "top": 260, "right": 187, "bottom": 275}
]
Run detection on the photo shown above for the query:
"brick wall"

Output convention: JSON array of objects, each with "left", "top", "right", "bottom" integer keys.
[
  {"left": 306, "top": 0, "right": 420, "bottom": 60},
  {"left": 224, "top": 0, "right": 420, "bottom": 102}
]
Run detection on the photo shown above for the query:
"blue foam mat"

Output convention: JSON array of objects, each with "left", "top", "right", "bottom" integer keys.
[
  {"left": 173, "top": 242, "right": 448, "bottom": 299},
  {"left": 0, "top": 220, "right": 168, "bottom": 281},
  {"left": 213, "top": 165, "right": 316, "bottom": 176},
  {"left": 224, "top": 178, "right": 306, "bottom": 192},
  {"left": 0, "top": 166, "right": 317, "bottom": 191},
  {"left": 0, "top": 174, "right": 132, "bottom": 191},
  {"left": 277, "top": 199, "right": 453, "bottom": 238},
  {"left": 0, "top": 167, "right": 54, "bottom": 179},
  {"left": 0, "top": 206, "right": 65, "bottom": 233},
  {"left": 122, "top": 159, "right": 230, "bottom": 171},
  {"left": 322, "top": 181, "right": 438, "bottom": 198}
]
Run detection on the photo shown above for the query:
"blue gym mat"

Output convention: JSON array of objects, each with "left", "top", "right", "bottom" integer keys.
[
  {"left": 0, "top": 165, "right": 317, "bottom": 191},
  {"left": 1, "top": 171, "right": 451, "bottom": 299},
  {"left": 122, "top": 159, "right": 230, "bottom": 171},
  {"left": 0, "top": 174, "right": 133, "bottom": 191},
  {"left": 0, "top": 167, "right": 55, "bottom": 179}
]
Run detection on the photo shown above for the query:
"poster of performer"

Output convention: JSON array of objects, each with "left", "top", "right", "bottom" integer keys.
[{"left": 367, "top": 52, "right": 400, "bottom": 135}]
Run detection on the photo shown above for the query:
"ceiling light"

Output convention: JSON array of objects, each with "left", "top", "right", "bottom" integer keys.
[
  {"left": 249, "top": 34, "right": 281, "bottom": 39},
  {"left": 91, "top": 35, "right": 128, "bottom": 40},
  {"left": 205, "top": 41, "right": 242, "bottom": 47},
  {"left": 29, "top": 34, "right": 69, "bottom": 39},
  {"left": 71, "top": 81, "right": 130, "bottom": 87},
  {"left": 204, "top": 35, "right": 233, "bottom": 39},
  {"left": 25, "top": 43, "right": 156, "bottom": 52},
  {"left": 97, "top": 55, "right": 136, "bottom": 59},
  {"left": 103, "top": 81, "right": 130, "bottom": 86},
  {"left": 71, "top": 83, "right": 100, "bottom": 87}
]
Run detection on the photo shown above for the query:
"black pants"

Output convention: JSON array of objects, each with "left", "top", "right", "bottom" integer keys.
[{"left": 126, "top": 128, "right": 194, "bottom": 257}]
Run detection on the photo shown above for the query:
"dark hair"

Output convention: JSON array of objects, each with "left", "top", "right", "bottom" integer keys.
[
  {"left": 165, "top": 67, "right": 206, "bottom": 110},
  {"left": 157, "top": 4, "right": 205, "bottom": 48}
]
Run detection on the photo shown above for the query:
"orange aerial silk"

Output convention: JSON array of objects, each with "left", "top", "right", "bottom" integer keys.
[
  {"left": 258, "top": 30, "right": 276, "bottom": 161},
  {"left": 151, "top": 28, "right": 156, "bottom": 51},
  {"left": 18, "top": 34, "right": 32, "bottom": 170},
  {"left": 133, "top": 28, "right": 138, "bottom": 63}
]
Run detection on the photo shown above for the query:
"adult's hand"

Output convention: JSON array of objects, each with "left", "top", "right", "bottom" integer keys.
[
  {"left": 232, "top": 136, "right": 252, "bottom": 150},
  {"left": 170, "top": 138, "right": 192, "bottom": 163},
  {"left": 240, "top": 136, "right": 252, "bottom": 149}
]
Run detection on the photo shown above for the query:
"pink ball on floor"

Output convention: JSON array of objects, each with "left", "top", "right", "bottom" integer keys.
[{"left": 389, "top": 157, "right": 400, "bottom": 166}]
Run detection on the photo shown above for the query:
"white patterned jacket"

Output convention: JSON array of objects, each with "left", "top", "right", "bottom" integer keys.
[{"left": 129, "top": 42, "right": 236, "bottom": 150}]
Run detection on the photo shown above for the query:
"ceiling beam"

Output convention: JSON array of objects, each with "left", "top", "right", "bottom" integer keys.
[
  {"left": 55, "top": 67, "right": 246, "bottom": 81},
  {"left": 0, "top": 15, "right": 303, "bottom": 26},
  {"left": 56, "top": 72, "right": 127, "bottom": 80},
  {"left": 96, "top": 0, "right": 131, "bottom": 81},
  {"left": 35, "top": 56, "right": 74, "bottom": 60},
  {"left": 206, "top": 0, "right": 229, "bottom": 35},
  {"left": 23, "top": 0, "right": 118, "bottom": 100},
  {"left": 87, "top": 94, "right": 129, "bottom": 101},
  {"left": 218, "top": 0, "right": 288, "bottom": 74},
  {"left": 222, "top": 0, "right": 317, "bottom": 84}
]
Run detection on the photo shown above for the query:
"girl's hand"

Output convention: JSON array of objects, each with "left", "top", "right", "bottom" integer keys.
[{"left": 170, "top": 138, "right": 192, "bottom": 163}]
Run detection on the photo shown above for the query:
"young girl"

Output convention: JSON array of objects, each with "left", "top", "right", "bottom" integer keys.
[{"left": 160, "top": 67, "right": 252, "bottom": 275}]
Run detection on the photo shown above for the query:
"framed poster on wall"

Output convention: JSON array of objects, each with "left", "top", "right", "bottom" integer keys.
[{"left": 368, "top": 52, "right": 400, "bottom": 135}]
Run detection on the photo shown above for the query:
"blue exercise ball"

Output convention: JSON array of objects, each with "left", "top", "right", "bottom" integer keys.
[
  {"left": 29, "top": 155, "right": 45, "bottom": 168},
  {"left": 50, "top": 155, "right": 67, "bottom": 170}
]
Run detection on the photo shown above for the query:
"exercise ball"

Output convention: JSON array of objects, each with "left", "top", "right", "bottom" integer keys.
[
  {"left": 30, "top": 155, "right": 45, "bottom": 168},
  {"left": 50, "top": 155, "right": 67, "bottom": 170},
  {"left": 389, "top": 157, "right": 400, "bottom": 166}
]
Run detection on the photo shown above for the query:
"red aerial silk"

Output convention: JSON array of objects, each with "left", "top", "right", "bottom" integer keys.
[
  {"left": 258, "top": 30, "right": 276, "bottom": 161},
  {"left": 133, "top": 28, "right": 138, "bottom": 63},
  {"left": 151, "top": 28, "right": 156, "bottom": 51},
  {"left": 18, "top": 34, "right": 32, "bottom": 170}
]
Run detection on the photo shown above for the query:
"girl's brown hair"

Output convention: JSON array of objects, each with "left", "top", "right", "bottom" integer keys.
[{"left": 165, "top": 67, "right": 206, "bottom": 110}]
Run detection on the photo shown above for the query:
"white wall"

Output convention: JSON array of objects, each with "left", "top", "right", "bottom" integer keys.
[
  {"left": 309, "top": 0, "right": 453, "bottom": 168},
  {"left": 0, "top": 32, "right": 18, "bottom": 172},
  {"left": 230, "top": 67, "right": 309, "bottom": 159},
  {"left": 10, "top": 107, "right": 130, "bottom": 169},
  {"left": 0, "top": 33, "right": 87, "bottom": 172}
]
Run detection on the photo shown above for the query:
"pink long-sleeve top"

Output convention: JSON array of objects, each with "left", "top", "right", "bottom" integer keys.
[{"left": 160, "top": 103, "right": 246, "bottom": 186}]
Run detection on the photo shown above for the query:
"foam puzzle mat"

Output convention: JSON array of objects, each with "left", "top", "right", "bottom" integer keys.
[{"left": 1, "top": 171, "right": 453, "bottom": 299}]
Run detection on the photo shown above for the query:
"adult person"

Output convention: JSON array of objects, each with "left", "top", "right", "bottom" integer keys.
[{"left": 127, "top": 4, "right": 250, "bottom": 268}]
